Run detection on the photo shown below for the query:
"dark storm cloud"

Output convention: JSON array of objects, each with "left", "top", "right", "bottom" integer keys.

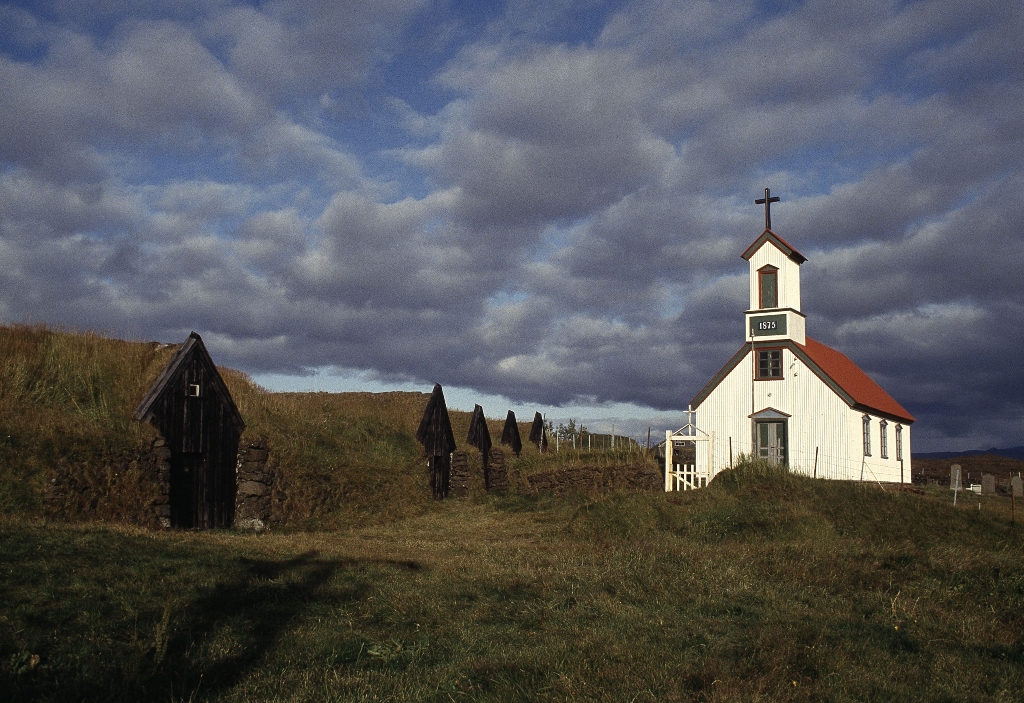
[{"left": 1, "top": 0, "right": 1023, "bottom": 450}]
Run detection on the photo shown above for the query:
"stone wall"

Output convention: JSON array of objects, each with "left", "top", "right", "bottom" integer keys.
[
  {"left": 41, "top": 435, "right": 274, "bottom": 530},
  {"left": 486, "top": 447, "right": 508, "bottom": 494},
  {"left": 43, "top": 437, "right": 166, "bottom": 528},
  {"left": 523, "top": 464, "right": 661, "bottom": 496},
  {"left": 235, "top": 436, "right": 274, "bottom": 530},
  {"left": 145, "top": 438, "right": 172, "bottom": 528},
  {"left": 450, "top": 450, "right": 470, "bottom": 498}
]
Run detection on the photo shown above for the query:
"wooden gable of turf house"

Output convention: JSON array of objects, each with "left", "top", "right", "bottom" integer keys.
[
  {"left": 134, "top": 332, "right": 245, "bottom": 529},
  {"left": 416, "top": 383, "right": 457, "bottom": 499},
  {"left": 501, "top": 410, "right": 523, "bottom": 457}
]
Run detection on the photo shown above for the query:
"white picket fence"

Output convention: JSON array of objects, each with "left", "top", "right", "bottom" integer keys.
[
  {"left": 664, "top": 416, "right": 712, "bottom": 491},
  {"left": 665, "top": 462, "right": 708, "bottom": 491}
]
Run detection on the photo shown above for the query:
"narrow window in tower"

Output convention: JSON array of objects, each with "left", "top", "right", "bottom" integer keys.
[{"left": 759, "top": 267, "right": 778, "bottom": 309}]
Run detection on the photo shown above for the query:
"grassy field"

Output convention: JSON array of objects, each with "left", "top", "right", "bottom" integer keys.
[
  {"left": 3, "top": 325, "right": 1022, "bottom": 700},
  {"left": 2, "top": 464, "right": 1022, "bottom": 702}
]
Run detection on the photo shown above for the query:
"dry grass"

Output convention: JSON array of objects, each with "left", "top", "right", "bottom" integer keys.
[
  {"left": 8, "top": 327, "right": 1021, "bottom": 699},
  {"left": 0, "top": 325, "right": 654, "bottom": 528},
  {"left": 2, "top": 468, "right": 1023, "bottom": 701},
  {"left": 0, "top": 325, "right": 171, "bottom": 516}
]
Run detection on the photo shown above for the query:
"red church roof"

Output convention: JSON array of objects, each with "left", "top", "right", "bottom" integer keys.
[
  {"left": 796, "top": 337, "right": 915, "bottom": 423},
  {"left": 690, "top": 336, "right": 915, "bottom": 424}
]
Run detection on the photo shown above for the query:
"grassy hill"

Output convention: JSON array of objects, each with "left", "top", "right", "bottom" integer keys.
[
  {"left": 0, "top": 325, "right": 656, "bottom": 529},
  {"left": 2, "top": 326, "right": 1022, "bottom": 700},
  {"left": 2, "top": 464, "right": 1021, "bottom": 701},
  {"left": 0, "top": 325, "right": 170, "bottom": 517}
]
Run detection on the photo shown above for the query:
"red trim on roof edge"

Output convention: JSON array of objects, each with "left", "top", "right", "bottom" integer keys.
[
  {"left": 741, "top": 229, "right": 807, "bottom": 264},
  {"left": 796, "top": 337, "right": 914, "bottom": 423},
  {"left": 690, "top": 337, "right": 914, "bottom": 424}
]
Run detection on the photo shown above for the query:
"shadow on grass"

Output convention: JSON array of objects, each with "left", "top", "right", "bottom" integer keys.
[{"left": 6, "top": 549, "right": 423, "bottom": 703}]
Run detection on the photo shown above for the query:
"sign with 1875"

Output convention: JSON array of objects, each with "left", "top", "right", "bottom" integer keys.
[{"left": 750, "top": 314, "right": 787, "bottom": 337}]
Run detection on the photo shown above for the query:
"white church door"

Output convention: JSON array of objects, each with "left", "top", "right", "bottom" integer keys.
[{"left": 756, "top": 420, "right": 787, "bottom": 466}]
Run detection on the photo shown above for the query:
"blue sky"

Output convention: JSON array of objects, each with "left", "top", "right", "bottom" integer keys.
[{"left": 1, "top": 0, "right": 1022, "bottom": 450}]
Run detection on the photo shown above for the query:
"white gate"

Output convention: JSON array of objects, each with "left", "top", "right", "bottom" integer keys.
[{"left": 664, "top": 417, "right": 712, "bottom": 491}]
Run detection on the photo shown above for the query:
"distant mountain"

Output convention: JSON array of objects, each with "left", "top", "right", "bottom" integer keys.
[{"left": 914, "top": 446, "right": 1024, "bottom": 461}]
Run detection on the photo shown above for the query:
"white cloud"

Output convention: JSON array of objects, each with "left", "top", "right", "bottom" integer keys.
[{"left": 1, "top": 0, "right": 1024, "bottom": 450}]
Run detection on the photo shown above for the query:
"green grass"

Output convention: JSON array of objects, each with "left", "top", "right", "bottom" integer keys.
[
  {"left": 3, "top": 467, "right": 1022, "bottom": 701},
  {"left": 5, "top": 326, "right": 1021, "bottom": 700}
]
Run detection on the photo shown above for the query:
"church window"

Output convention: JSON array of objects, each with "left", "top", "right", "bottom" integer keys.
[
  {"left": 759, "top": 267, "right": 778, "bottom": 309},
  {"left": 756, "top": 349, "right": 782, "bottom": 379},
  {"left": 895, "top": 425, "right": 903, "bottom": 461},
  {"left": 862, "top": 415, "right": 872, "bottom": 456},
  {"left": 880, "top": 420, "right": 888, "bottom": 459}
]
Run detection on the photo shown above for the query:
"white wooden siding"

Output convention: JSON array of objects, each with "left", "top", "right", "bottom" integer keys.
[
  {"left": 747, "top": 241, "right": 801, "bottom": 312},
  {"left": 696, "top": 347, "right": 910, "bottom": 483}
]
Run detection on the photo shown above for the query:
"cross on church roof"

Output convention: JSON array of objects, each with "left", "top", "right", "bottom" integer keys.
[{"left": 755, "top": 188, "right": 780, "bottom": 230}]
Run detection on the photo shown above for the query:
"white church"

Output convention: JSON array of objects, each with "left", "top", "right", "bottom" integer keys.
[{"left": 666, "top": 190, "right": 914, "bottom": 488}]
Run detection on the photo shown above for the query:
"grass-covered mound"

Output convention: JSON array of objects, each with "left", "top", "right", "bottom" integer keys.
[
  {"left": 0, "top": 325, "right": 443, "bottom": 527},
  {"left": 0, "top": 325, "right": 173, "bottom": 517},
  {"left": 2, "top": 463, "right": 1021, "bottom": 701},
  {"left": 0, "top": 325, "right": 657, "bottom": 529}
]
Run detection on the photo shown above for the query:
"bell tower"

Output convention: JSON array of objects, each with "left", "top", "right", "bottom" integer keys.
[{"left": 741, "top": 189, "right": 806, "bottom": 345}]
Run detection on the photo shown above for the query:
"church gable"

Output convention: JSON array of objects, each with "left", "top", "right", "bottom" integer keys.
[
  {"left": 741, "top": 229, "right": 806, "bottom": 265},
  {"left": 691, "top": 336, "right": 914, "bottom": 424}
]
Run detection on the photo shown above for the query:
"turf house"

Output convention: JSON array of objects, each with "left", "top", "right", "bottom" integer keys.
[{"left": 134, "top": 332, "right": 245, "bottom": 528}]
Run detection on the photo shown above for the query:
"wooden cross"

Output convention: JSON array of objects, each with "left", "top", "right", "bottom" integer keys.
[{"left": 755, "top": 188, "right": 780, "bottom": 230}]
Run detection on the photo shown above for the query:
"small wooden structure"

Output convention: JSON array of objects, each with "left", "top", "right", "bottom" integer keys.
[
  {"left": 416, "top": 384, "right": 456, "bottom": 499},
  {"left": 528, "top": 412, "right": 548, "bottom": 452},
  {"left": 501, "top": 410, "right": 523, "bottom": 456},
  {"left": 467, "top": 404, "right": 493, "bottom": 488},
  {"left": 134, "top": 332, "right": 244, "bottom": 529}
]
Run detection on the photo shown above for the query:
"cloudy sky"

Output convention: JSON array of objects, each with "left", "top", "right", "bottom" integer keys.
[{"left": 1, "top": 0, "right": 1022, "bottom": 451}]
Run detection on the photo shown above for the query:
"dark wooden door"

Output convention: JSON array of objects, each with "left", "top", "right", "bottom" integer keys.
[
  {"left": 429, "top": 455, "right": 450, "bottom": 499},
  {"left": 170, "top": 453, "right": 204, "bottom": 528}
]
